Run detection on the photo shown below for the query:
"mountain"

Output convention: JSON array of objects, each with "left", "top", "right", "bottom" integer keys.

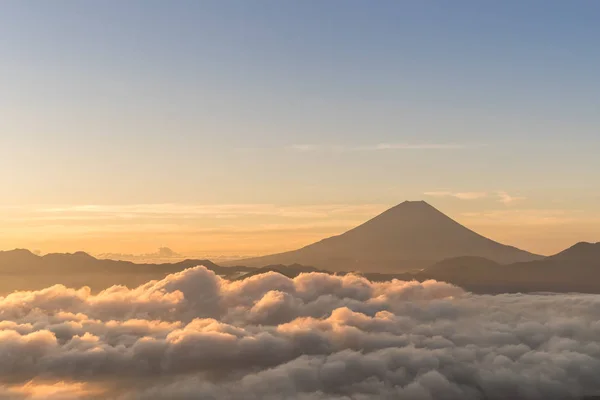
[
  {"left": 225, "top": 201, "right": 541, "bottom": 272},
  {"left": 414, "top": 242, "right": 600, "bottom": 293},
  {"left": 421, "top": 256, "right": 501, "bottom": 281},
  {"left": 548, "top": 241, "right": 600, "bottom": 264},
  {"left": 0, "top": 249, "right": 251, "bottom": 294},
  {"left": 3, "top": 241, "right": 600, "bottom": 295},
  {"left": 224, "top": 242, "right": 600, "bottom": 294}
]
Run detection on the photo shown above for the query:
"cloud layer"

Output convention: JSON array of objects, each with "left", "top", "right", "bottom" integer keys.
[{"left": 1, "top": 266, "right": 600, "bottom": 399}]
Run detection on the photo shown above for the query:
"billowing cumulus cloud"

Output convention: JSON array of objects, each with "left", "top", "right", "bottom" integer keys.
[{"left": 1, "top": 266, "right": 600, "bottom": 399}]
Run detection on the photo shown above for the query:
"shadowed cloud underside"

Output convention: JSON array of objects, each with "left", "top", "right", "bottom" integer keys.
[{"left": 1, "top": 266, "right": 600, "bottom": 399}]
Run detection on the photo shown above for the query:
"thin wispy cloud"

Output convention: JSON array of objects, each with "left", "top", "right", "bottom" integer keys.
[
  {"left": 424, "top": 190, "right": 527, "bottom": 205},
  {"left": 459, "top": 209, "right": 587, "bottom": 226},
  {"left": 496, "top": 190, "right": 527, "bottom": 205},
  {"left": 424, "top": 191, "right": 489, "bottom": 200},
  {"left": 0, "top": 204, "right": 389, "bottom": 228},
  {"left": 287, "top": 143, "right": 484, "bottom": 153}
]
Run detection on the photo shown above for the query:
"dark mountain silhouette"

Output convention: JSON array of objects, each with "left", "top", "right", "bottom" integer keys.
[
  {"left": 224, "top": 201, "right": 541, "bottom": 272},
  {"left": 224, "top": 242, "right": 600, "bottom": 294},
  {"left": 411, "top": 242, "right": 600, "bottom": 293},
  {"left": 420, "top": 256, "right": 501, "bottom": 281},
  {"left": 222, "top": 242, "right": 600, "bottom": 294},
  {"left": 548, "top": 241, "right": 600, "bottom": 263},
  {"left": 0, "top": 249, "right": 251, "bottom": 294},
  {"left": 3, "top": 241, "right": 600, "bottom": 294}
]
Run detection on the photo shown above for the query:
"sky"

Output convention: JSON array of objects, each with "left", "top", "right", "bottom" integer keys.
[{"left": 1, "top": 0, "right": 599, "bottom": 257}]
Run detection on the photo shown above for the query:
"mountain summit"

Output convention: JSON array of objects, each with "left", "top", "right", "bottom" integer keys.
[{"left": 226, "top": 201, "right": 541, "bottom": 272}]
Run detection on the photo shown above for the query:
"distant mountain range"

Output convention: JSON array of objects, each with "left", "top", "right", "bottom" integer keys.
[
  {"left": 222, "top": 242, "right": 600, "bottom": 294},
  {"left": 1, "top": 201, "right": 599, "bottom": 294},
  {"left": 415, "top": 242, "right": 600, "bottom": 293},
  {"left": 223, "top": 201, "right": 541, "bottom": 272},
  {"left": 226, "top": 241, "right": 600, "bottom": 294},
  {"left": 3, "top": 242, "right": 599, "bottom": 295},
  {"left": 0, "top": 249, "right": 252, "bottom": 293}
]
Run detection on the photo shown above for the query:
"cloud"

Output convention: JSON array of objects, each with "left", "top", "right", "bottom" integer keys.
[
  {"left": 2, "top": 381, "right": 103, "bottom": 399},
  {"left": 497, "top": 191, "right": 527, "bottom": 205},
  {"left": 424, "top": 191, "right": 489, "bottom": 200},
  {"left": 288, "top": 143, "right": 482, "bottom": 153},
  {"left": 97, "top": 247, "right": 182, "bottom": 262},
  {"left": 5, "top": 203, "right": 387, "bottom": 221},
  {"left": 288, "top": 144, "right": 323, "bottom": 152},
  {"left": 149, "top": 247, "right": 180, "bottom": 258},
  {"left": 424, "top": 191, "right": 527, "bottom": 205},
  {"left": 1, "top": 266, "right": 600, "bottom": 399},
  {"left": 0, "top": 203, "right": 388, "bottom": 245},
  {"left": 459, "top": 209, "right": 583, "bottom": 226}
]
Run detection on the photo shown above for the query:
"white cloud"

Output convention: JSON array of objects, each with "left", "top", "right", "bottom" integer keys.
[
  {"left": 496, "top": 191, "right": 527, "bottom": 205},
  {"left": 288, "top": 144, "right": 323, "bottom": 152},
  {"left": 424, "top": 191, "right": 489, "bottom": 200},
  {"left": 459, "top": 209, "right": 583, "bottom": 226},
  {"left": 1, "top": 266, "right": 600, "bottom": 399},
  {"left": 424, "top": 191, "right": 527, "bottom": 205},
  {"left": 288, "top": 143, "right": 482, "bottom": 153}
]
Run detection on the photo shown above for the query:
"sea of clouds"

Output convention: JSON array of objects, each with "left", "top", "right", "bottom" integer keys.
[{"left": 1, "top": 266, "right": 600, "bottom": 399}]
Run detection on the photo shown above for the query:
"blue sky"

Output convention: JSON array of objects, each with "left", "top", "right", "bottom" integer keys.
[{"left": 1, "top": 1, "right": 599, "bottom": 255}]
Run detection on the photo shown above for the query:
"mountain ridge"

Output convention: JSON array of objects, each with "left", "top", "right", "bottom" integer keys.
[
  {"left": 3, "top": 241, "right": 600, "bottom": 294},
  {"left": 0, "top": 249, "right": 251, "bottom": 293},
  {"left": 228, "top": 241, "right": 600, "bottom": 294}
]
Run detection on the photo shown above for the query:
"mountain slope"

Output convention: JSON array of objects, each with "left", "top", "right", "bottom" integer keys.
[
  {"left": 414, "top": 242, "right": 600, "bottom": 293},
  {"left": 226, "top": 201, "right": 541, "bottom": 272},
  {"left": 547, "top": 241, "right": 600, "bottom": 264},
  {"left": 225, "top": 242, "right": 600, "bottom": 294},
  {"left": 3, "top": 241, "right": 600, "bottom": 295}
]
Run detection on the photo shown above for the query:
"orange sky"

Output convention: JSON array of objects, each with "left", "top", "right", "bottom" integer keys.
[
  {"left": 2, "top": 1, "right": 600, "bottom": 263},
  {"left": 1, "top": 201, "right": 599, "bottom": 258}
]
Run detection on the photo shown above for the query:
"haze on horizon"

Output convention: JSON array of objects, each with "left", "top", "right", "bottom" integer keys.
[
  {"left": 4, "top": 2, "right": 600, "bottom": 400},
  {"left": 2, "top": 1, "right": 600, "bottom": 257}
]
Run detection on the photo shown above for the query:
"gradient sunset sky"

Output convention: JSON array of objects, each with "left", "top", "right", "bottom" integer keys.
[{"left": 1, "top": 1, "right": 599, "bottom": 257}]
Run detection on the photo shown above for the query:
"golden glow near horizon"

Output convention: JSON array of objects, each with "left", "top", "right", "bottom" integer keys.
[
  {"left": 0, "top": 203, "right": 385, "bottom": 258},
  {"left": 2, "top": 1, "right": 600, "bottom": 265},
  {"left": 6, "top": 380, "right": 105, "bottom": 399},
  {"left": 1, "top": 201, "right": 599, "bottom": 258}
]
